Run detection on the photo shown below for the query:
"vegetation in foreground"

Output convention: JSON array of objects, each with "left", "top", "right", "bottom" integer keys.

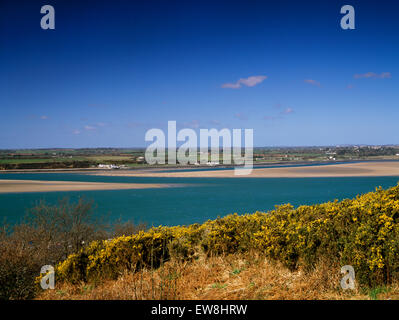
[
  {"left": 0, "top": 198, "right": 145, "bottom": 300},
  {"left": 3, "top": 183, "right": 399, "bottom": 300},
  {"left": 39, "top": 253, "right": 399, "bottom": 300},
  {"left": 40, "top": 183, "right": 399, "bottom": 300}
]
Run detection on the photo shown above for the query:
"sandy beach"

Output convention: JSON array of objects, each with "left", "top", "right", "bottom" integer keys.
[
  {"left": 89, "top": 161, "right": 399, "bottom": 178},
  {"left": 0, "top": 180, "right": 165, "bottom": 193}
]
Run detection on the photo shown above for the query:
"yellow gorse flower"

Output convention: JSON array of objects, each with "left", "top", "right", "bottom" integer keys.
[{"left": 46, "top": 183, "right": 399, "bottom": 288}]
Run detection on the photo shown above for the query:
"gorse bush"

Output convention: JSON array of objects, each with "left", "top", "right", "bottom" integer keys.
[
  {"left": 53, "top": 184, "right": 399, "bottom": 287},
  {"left": 55, "top": 226, "right": 203, "bottom": 284},
  {"left": 252, "top": 185, "right": 399, "bottom": 286}
]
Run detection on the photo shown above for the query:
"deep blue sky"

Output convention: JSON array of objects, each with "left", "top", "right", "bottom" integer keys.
[{"left": 1, "top": 0, "right": 398, "bottom": 148}]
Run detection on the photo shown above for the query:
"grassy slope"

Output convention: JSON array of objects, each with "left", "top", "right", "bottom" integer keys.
[{"left": 39, "top": 252, "right": 399, "bottom": 300}]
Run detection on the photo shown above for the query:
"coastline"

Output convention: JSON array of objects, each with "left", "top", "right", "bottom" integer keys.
[
  {"left": 1, "top": 159, "right": 399, "bottom": 174},
  {"left": 1, "top": 161, "right": 399, "bottom": 181},
  {"left": 0, "top": 179, "right": 167, "bottom": 193},
  {"left": 87, "top": 161, "right": 399, "bottom": 178}
]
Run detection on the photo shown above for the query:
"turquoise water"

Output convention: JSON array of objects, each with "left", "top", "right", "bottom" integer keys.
[{"left": 0, "top": 173, "right": 399, "bottom": 226}]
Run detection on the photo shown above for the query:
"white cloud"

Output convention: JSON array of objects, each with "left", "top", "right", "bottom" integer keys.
[
  {"left": 183, "top": 120, "right": 200, "bottom": 129},
  {"left": 84, "top": 125, "right": 96, "bottom": 131},
  {"left": 210, "top": 120, "right": 221, "bottom": 126},
  {"left": 304, "top": 79, "right": 321, "bottom": 87},
  {"left": 281, "top": 107, "right": 294, "bottom": 114},
  {"left": 264, "top": 104, "right": 294, "bottom": 121},
  {"left": 235, "top": 113, "right": 248, "bottom": 121},
  {"left": 222, "top": 75, "right": 267, "bottom": 89},
  {"left": 354, "top": 72, "right": 391, "bottom": 79}
]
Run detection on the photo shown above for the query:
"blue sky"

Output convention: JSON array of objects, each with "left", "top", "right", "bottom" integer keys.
[{"left": 0, "top": 0, "right": 398, "bottom": 148}]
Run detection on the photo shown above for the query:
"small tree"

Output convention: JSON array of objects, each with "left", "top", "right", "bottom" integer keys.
[
  {"left": 26, "top": 197, "right": 108, "bottom": 259},
  {"left": 0, "top": 197, "right": 145, "bottom": 300}
]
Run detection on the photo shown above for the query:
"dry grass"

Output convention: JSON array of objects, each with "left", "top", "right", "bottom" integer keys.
[{"left": 38, "top": 252, "right": 399, "bottom": 300}]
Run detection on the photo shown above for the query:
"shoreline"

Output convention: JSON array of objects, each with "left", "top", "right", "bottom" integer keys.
[
  {"left": 87, "top": 161, "right": 399, "bottom": 178},
  {"left": 1, "top": 161, "right": 399, "bottom": 180},
  {"left": 2, "top": 159, "right": 399, "bottom": 174},
  {"left": 0, "top": 180, "right": 168, "bottom": 194}
]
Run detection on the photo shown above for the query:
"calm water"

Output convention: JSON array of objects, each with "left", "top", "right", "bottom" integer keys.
[{"left": 0, "top": 173, "right": 398, "bottom": 226}]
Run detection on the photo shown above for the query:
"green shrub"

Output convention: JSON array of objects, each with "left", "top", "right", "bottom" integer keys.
[{"left": 52, "top": 183, "right": 399, "bottom": 288}]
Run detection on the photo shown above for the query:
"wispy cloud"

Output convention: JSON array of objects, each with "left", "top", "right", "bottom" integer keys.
[
  {"left": 127, "top": 121, "right": 163, "bottom": 129},
  {"left": 304, "top": 79, "right": 321, "bottom": 87},
  {"left": 183, "top": 120, "right": 200, "bottom": 129},
  {"left": 354, "top": 72, "right": 391, "bottom": 79},
  {"left": 73, "top": 122, "right": 109, "bottom": 134},
  {"left": 27, "top": 114, "right": 49, "bottom": 120},
  {"left": 210, "top": 120, "right": 221, "bottom": 126},
  {"left": 264, "top": 104, "right": 294, "bottom": 120},
  {"left": 235, "top": 113, "right": 248, "bottom": 121},
  {"left": 84, "top": 125, "right": 96, "bottom": 131},
  {"left": 281, "top": 107, "right": 294, "bottom": 115},
  {"left": 222, "top": 75, "right": 267, "bottom": 89}
]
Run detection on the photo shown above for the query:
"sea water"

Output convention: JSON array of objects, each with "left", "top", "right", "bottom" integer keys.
[{"left": 0, "top": 173, "right": 398, "bottom": 227}]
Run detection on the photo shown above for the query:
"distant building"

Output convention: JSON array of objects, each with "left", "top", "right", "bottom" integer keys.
[{"left": 98, "top": 164, "right": 120, "bottom": 169}]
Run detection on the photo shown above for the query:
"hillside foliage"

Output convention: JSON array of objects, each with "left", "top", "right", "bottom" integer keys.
[{"left": 53, "top": 184, "right": 399, "bottom": 287}]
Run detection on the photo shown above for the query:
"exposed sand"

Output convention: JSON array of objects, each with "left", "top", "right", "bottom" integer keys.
[
  {"left": 0, "top": 180, "right": 165, "bottom": 193},
  {"left": 89, "top": 161, "right": 399, "bottom": 178}
]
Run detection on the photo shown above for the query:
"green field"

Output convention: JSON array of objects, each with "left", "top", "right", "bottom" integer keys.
[{"left": 1, "top": 146, "right": 399, "bottom": 170}]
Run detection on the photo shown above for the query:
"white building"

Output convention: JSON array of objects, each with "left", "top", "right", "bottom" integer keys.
[{"left": 98, "top": 164, "right": 120, "bottom": 169}]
